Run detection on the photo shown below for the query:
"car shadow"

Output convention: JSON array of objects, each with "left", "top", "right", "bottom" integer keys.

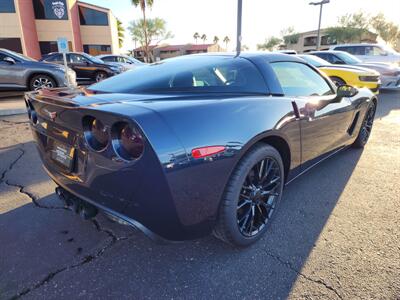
[
  {"left": 375, "top": 90, "right": 400, "bottom": 119},
  {"left": 0, "top": 143, "right": 363, "bottom": 298}
]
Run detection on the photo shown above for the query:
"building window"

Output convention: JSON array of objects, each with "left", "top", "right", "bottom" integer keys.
[
  {"left": 321, "top": 35, "right": 337, "bottom": 46},
  {"left": 39, "top": 41, "right": 72, "bottom": 55},
  {"left": 83, "top": 45, "right": 111, "bottom": 56},
  {"left": 79, "top": 6, "right": 108, "bottom": 26},
  {"left": 0, "top": 0, "right": 15, "bottom": 13},
  {"left": 0, "top": 38, "right": 22, "bottom": 53},
  {"left": 33, "top": 0, "right": 68, "bottom": 20},
  {"left": 304, "top": 36, "right": 317, "bottom": 47}
]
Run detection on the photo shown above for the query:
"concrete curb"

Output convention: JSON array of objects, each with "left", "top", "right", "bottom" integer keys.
[{"left": 0, "top": 108, "right": 27, "bottom": 116}]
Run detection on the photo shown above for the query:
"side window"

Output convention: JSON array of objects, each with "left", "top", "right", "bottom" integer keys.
[
  {"left": 270, "top": 62, "right": 333, "bottom": 97},
  {"left": 316, "top": 53, "right": 331, "bottom": 62},
  {"left": 69, "top": 54, "right": 88, "bottom": 63},
  {"left": 0, "top": 53, "right": 6, "bottom": 61},
  {"left": 117, "top": 56, "right": 126, "bottom": 63},
  {"left": 366, "top": 46, "right": 385, "bottom": 56},
  {"left": 46, "top": 54, "right": 62, "bottom": 62},
  {"left": 331, "top": 55, "right": 345, "bottom": 64},
  {"left": 102, "top": 56, "right": 116, "bottom": 62}
]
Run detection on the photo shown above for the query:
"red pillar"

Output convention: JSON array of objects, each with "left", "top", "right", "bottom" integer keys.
[
  {"left": 17, "top": 0, "right": 41, "bottom": 59},
  {"left": 70, "top": 2, "right": 83, "bottom": 52}
]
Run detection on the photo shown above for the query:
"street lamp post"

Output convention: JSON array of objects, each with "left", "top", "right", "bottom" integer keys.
[
  {"left": 236, "top": 0, "right": 243, "bottom": 56},
  {"left": 309, "top": 0, "right": 330, "bottom": 50}
]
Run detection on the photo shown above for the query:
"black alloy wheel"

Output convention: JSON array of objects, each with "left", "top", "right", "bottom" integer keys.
[
  {"left": 214, "top": 144, "right": 284, "bottom": 247},
  {"left": 353, "top": 102, "right": 376, "bottom": 148},
  {"left": 237, "top": 157, "right": 282, "bottom": 237}
]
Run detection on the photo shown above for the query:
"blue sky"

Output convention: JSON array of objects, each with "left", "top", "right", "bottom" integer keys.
[{"left": 83, "top": 0, "right": 400, "bottom": 52}]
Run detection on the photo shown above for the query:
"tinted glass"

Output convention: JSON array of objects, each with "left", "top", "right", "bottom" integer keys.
[
  {"left": 83, "top": 44, "right": 111, "bottom": 56},
  {"left": 45, "top": 53, "right": 63, "bottom": 62},
  {"left": 366, "top": 46, "right": 386, "bottom": 56},
  {"left": 33, "top": 0, "right": 68, "bottom": 20},
  {"left": 90, "top": 56, "right": 267, "bottom": 94},
  {"left": 101, "top": 56, "right": 116, "bottom": 62},
  {"left": 0, "top": 0, "right": 15, "bottom": 12},
  {"left": 270, "top": 62, "right": 333, "bottom": 97},
  {"left": 335, "top": 52, "right": 362, "bottom": 64},
  {"left": 68, "top": 54, "right": 89, "bottom": 63},
  {"left": 79, "top": 6, "right": 108, "bottom": 25},
  {"left": 0, "top": 38, "right": 22, "bottom": 53},
  {"left": 299, "top": 55, "right": 331, "bottom": 67}
]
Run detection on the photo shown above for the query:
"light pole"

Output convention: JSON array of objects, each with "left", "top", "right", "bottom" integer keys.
[
  {"left": 309, "top": 0, "right": 330, "bottom": 50},
  {"left": 236, "top": 0, "right": 243, "bottom": 56}
]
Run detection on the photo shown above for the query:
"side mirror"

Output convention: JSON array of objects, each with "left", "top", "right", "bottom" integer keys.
[
  {"left": 3, "top": 57, "right": 16, "bottom": 64},
  {"left": 337, "top": 84, "right": 358, "bottom": 98}
]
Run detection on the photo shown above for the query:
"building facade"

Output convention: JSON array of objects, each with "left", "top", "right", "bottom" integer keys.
[
  {"left": 283, "top": 28, "right": 378, "bottom": 53},
  {"left": 0, "top": 0, "right": 119, "bottom": 59}
]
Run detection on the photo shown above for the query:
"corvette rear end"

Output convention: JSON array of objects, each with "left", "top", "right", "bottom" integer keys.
[{"left": 25, "top": 88, "right": 199, "bottom": 241}]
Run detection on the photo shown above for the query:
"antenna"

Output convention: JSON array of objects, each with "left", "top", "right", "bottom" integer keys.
[{"left": 236, "top": 0, "right": 242, "bottom": 56}]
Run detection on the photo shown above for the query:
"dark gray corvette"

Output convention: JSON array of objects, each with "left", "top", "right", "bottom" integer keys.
[{"left": 26, "top": 53, "right": 377, "bottom": 246}]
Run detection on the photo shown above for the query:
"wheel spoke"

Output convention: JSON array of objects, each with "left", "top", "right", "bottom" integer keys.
[{"left": 237, "top": 199, "right": 251, "bottom": 210}]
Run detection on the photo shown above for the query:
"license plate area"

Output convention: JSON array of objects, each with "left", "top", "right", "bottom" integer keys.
[{"left": 49, "top": 139, "right": 75, "bottom": 171}]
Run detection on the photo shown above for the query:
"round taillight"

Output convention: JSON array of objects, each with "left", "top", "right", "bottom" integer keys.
[
  {"left": 112, "top": 122, "right": 144, "bottom": 161},
  {"left": 83, "top": 116, "right": 108, "bottom": 151}
]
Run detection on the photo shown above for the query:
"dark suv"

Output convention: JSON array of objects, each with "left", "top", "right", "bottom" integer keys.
[{"left": 41, "top": 52, "right": 122, "bottom": 83}]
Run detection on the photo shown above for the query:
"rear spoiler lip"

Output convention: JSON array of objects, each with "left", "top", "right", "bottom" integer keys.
[{"left": 25, "top": 87, "right": 83, "bottom": 108}]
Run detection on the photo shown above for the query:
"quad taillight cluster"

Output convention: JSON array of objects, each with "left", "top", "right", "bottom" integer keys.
[{"left": 83, "top": 116, "right": 144, "bottom": 161}]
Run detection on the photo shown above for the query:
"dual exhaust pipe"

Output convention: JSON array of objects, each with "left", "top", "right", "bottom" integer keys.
[{"left": 56, "top": 187, "right": 98, "bottom": 220}]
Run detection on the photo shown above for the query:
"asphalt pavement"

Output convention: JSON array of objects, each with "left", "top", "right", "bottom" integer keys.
[{"left": 0, "top": 91, "right": 399, "bottom": 299}]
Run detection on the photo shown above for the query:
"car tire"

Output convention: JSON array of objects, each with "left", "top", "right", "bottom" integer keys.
[
  {"left": 29, "top": 74, "right": 56, "bottom": 91},
  {"left": 95, "top": 71, "right": 108, "bottom": 82},
  {"left": 352, "top": 102, "right": 376, "bottom": 148},
  {"left": 213, "top": 144, "right": 284, "bottom": 247},
  {"left": 329, "top": 76, "right": 346, "bottom": 87}
]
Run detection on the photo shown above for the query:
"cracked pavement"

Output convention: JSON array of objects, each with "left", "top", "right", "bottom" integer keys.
[{"left": 0, "top": 91, "right": 399, "bottom": 299}]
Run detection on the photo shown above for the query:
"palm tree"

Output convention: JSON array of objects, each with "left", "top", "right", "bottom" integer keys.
[
  {"left": 201, "top": 34, "right": 207, "bottom": 44},
  {"left": 131, "top": 0, "right": 154, "bottom": 62},
  {"left": 193, "top": 32, "right": 200, "bottom": 44},
  {"left": 117, "top": 19, "right": 125, "bottom": 48},
  {"left": 213, "top": 36, "right": 219, "bottom": 44},
  {"left": 223, "top": 36, "right": 230, "bottom": 51}
]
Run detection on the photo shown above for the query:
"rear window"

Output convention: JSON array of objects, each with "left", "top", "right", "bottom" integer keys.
[{"left": 89, "top": 56, "right": 267, "bottom": 94}]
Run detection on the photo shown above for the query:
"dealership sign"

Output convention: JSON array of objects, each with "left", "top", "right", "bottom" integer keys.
[{"left": 52, "top": 1, "right": 66, "bottom": 19}]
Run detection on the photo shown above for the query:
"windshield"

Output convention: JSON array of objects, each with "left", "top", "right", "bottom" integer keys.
[
  {"left": 89, "top": 55, "right": 267, "bottom": 94},
  {"left": 299, "top": 55, "right": 331, "bottom": 67},
  {"left": 335, "top": 52, "right": 362, "bottom": 64},
  {"left": 381, "top": 44, "right": 398, "bottom": 54},
  {"left": 3, "top": 49, "right": 37, "bottom": 62},
  {"left": 81, "top": 53, "right": 104, "bottom": 64}
]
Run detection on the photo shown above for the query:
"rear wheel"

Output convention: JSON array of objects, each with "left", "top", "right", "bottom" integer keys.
[
  {"left": 352, "top": 102, "right": 376, "bottom": 148},
  {"left": 213, "top": 144, "right": 284, "bottom": 247},
  {"left": 95, "top": 71, "right": 108, "bottom": 82},
  {"left": 330, "top": 76, "right": 346, "bottom": 87},
  {"left": 29, "top": 74, "right": 56, "bottom": 91}
]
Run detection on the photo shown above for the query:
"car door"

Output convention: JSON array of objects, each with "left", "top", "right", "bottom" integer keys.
[
  {"left": 68, "top": 53, "right": 92, "bottom": 80},
  {"left": 270, "top": 61, "right": 356, "bottom": 169},
  {"left": 0, "top": 52, "right": 25, "bottom": 89}
]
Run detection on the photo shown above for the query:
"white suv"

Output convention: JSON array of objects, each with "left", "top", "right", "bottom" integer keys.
[{"left": 330, "top": 44, "right": 400, "bottom": 65}]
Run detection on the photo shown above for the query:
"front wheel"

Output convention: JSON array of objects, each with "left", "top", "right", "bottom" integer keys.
[
  {"left": 213, "top": 144, "right": 284, "bottom": 247},
  {"left": 95, "top": 71, "right": 108, "bottom": 82},
  {"left": 352, "top": 102, "right": 376, "bottom": 148},
  {"left": 29, "top": 74, "right": 56, "bottom": 91}
]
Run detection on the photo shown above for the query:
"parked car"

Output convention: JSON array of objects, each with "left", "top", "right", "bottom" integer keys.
[
  {"left": 0, "top": 48, "right": 76, "bottom": 91},
  {"left": 330, "top": 43, "right": 400, "bottom": 65},
  {"left": 310, "top": 50, "right": 400, "bottom": 90},
  {"left": 26, "top": 53, "right": 377, "bottom": 247},
  {"left": 96, "top": 54, "right": 144, "bottom": 71},
  {"left": 299, "top": 54, "right": 380, "bottom": 93},
  {"left": 41, "top": 52, "right": 122, "bottom": 83}
]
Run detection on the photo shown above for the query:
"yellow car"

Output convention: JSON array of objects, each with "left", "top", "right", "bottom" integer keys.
[{"left": 299, "top": 54, "right": 381, "bottom": 94}]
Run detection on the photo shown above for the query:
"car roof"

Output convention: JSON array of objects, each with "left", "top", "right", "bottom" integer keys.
[
  {"left": 309, "top": 50, "right": 347, "bottom": 55},
  {"left": 189, "top": 52, "right": 305, "bottom": 63},
  {"left": 332, "top": 43, "right": 379, "bottom": 47}
]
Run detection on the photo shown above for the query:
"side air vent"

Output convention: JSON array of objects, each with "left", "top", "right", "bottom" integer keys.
[{"left": 347, "top": 111, "right": 360, "bottom": 136}]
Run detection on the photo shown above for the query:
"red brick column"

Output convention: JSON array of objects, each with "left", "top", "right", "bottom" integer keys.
[
  {"left": 70, "top": 2, "right": 83, "bottom": 52},
  {"left": 17, "top": 0, "right": 41, "bottom": 59}
]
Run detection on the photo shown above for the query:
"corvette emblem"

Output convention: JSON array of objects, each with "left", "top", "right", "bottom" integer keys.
[{"left": 52, "top": 1, "right": 66, "bottom": 19}]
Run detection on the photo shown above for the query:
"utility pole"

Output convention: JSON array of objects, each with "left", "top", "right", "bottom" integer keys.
[
  {"left": 309, "top": 0, "right": 330, "bottom": 50},
  {"left": 236, "top": 0, "right": 242, "bottom": 56}
]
